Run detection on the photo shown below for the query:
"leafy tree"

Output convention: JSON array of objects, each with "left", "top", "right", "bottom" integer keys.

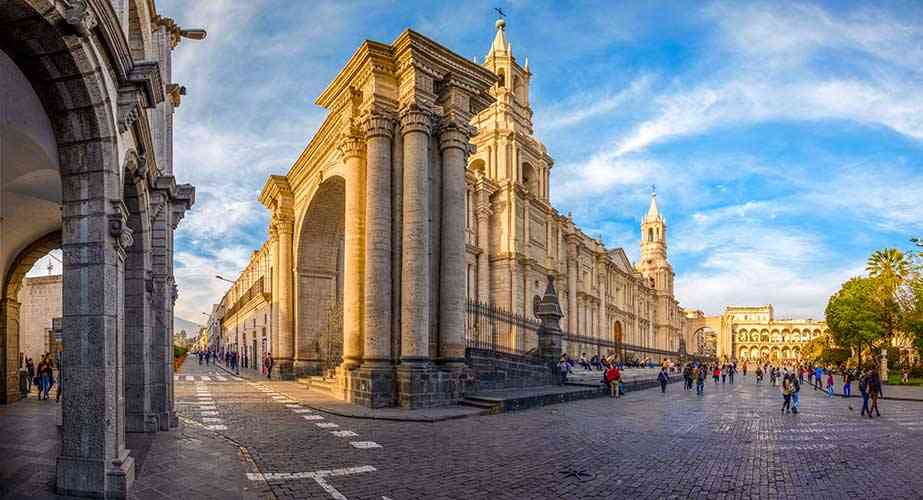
[
  {"left": 867, "top": 247, "right": 910, "bottom": 288},
  {"left": 825, "top": 277, "right": 887, "bottom": 367}
]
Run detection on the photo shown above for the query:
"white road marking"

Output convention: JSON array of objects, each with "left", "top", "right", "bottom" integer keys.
[
  {"left": 174, "top": 375, "right": 179, "bottom": 380},
  {"left": 201, "top": 376, "right": 212, "bottom": 381},
  {"left": 246, "top": 465, "right": 377, "bottom": 500},
  {"left": 202, "top": 417, "right": 223, "bottom": 423},
  {"left": 271, "top": 396, "right": 285, "bottom": 399},
  {"left": 233, "top": 377, "right": 243, "bottom": 381},
  {"left": 200, "top": 411, "right": 219, "bottom": 416},
  {"left": 215, "top": 375, "right": 228, "bottom": 381},
  {"left": 303, "top": 415, "right": 324, "bottom": 421},
  {"left": 285, "top": 404, "right": 302, "bottom": 408},
  {"left": 185, "top": 376, "right": 194, "bottom": 381},
  {"left": 293, "top": 409, "right": 313, "bottom": 414},
  {"left": 205, "top": 425, "right": 228, "bottom": 431},
  {"left": 331, "top": 430, "right": 358, "bottom": 438},
  {"left": 349, "top": 441, "right": 382, "bottom": 449},
  {"left": 316, "top": 422, "right": 339, "bottom": 428},
  {"left": 198, "top": 406, "right": 217, "bottom": 411}
]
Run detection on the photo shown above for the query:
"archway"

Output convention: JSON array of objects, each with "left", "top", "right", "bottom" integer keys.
[
  {"left": 294, "top": 177, "right": 346, "bottom": 377},
  {"left": 694, "top": 327, "right": 717, "bottom": 358}
]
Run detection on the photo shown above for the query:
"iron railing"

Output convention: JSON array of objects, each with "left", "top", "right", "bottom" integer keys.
[{"left": 465, "top": 300, "right": 541, "bottom": 357}]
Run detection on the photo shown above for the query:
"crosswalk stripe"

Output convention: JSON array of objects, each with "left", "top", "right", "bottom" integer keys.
[
  {"left": 201, "top": 376, "right": 211, "bottom": 381},
  {"left": 215, "top": 375, "right": 227, "bottom": 381},
  {"left": 185, "top": 376, "right": 194, "bottom": 381}
]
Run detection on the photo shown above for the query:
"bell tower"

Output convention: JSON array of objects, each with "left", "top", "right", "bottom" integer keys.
[{"left": 638, "top": 189, "right": 673, "bottom": 295}]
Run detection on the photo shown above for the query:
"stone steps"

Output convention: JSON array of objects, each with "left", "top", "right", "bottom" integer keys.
[
  {"left": 296, "top": 375, "right": 336, "bottom": 397},
  {"left": 458, "top": 396, "right": 503, "bottom": 413}
]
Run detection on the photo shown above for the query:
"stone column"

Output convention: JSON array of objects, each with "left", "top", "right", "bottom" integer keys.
[
  {"left": 339, "top": 132, "right": 365, "bottom": 369},
  {"left": 355, "top": 114, "right": 395, "bottom": 407},
  {"left": 438, "top": 118, "right": 471, "bottom": 365},
  {"left": 399, "top": 106, "right": 432, "bottom": 366},
  {"left": 566, "top": 236, "right": 578, "bottom": 335},
  {"left": 0, "top": 298, "right": 21, "bottom": 404},
  {"left": 362, "top": 114, "right": 393, "bottom": 366},
  {"left": 272, "top": 215, "right": 295, "bottom": 377},
  {"left": 269, "top": 227, "right": 281, "bottom": 360},
  {"left": 57, "top": 199, "right": 134, "bottom": 498},
  {"left": 475, "top": 183, "right": 492, "bottom": 304}
]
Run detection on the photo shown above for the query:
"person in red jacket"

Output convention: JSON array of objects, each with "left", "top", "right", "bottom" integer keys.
[{"left": 605, "top": 365, "right": 621, "bottom": 398}]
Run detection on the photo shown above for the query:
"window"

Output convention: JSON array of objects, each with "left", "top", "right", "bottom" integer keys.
[{"left": 648, "top": 228, "right": 654, "bottom": 242}]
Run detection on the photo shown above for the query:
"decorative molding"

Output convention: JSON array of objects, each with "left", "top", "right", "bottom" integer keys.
[
  {"left": 109, "top": 201, "right": 134, "bottom": 258},
  {"left": 337, "top": 132, "right": 365, "bottom": 160},
  {"left": 364, "top": 113, "right": 394, "bottom": 139}
]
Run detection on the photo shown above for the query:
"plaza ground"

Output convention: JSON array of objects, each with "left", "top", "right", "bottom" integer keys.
[{"left": 2, "top": 359, "right": 923, "bottom": 499}]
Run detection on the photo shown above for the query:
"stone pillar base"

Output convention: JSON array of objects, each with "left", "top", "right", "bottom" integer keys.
[
  {"left": 126, "top": 413, "right": 159, "bottom": 433},
  {"left": 56, "top": 451, "right": 135, "bottom": 499},
  {"left": 347, "top": 364, "right": 395, "bottom": 408},
  {"left": 276, "top": 358, "right": 295, "bottom": 380},
  {"left": 166, "top": 410, "right": 178, "bottom": 429},
  {"left": 292, "top": 359, "right": 323, "bottom": 378},
  {"left": 396, "top": 363, "right": 475, "bottom": 409}
]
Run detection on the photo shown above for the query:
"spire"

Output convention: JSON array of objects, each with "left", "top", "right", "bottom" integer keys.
[
  {"left": 488, "top": 17, "right": 510, "bottom": 57},
  {"left": 644, "top": 189, "right": 662, "bottom": 223}
]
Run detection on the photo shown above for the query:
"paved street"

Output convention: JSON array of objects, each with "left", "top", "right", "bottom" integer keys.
[{"left": 170, "top": 359, "right": 923, "bottom": 500}]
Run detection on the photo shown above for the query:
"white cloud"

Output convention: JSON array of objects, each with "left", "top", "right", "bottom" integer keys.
[
  {"left": 173, "top": 248, "right": 252, "bottom": 320},
  {"left": 537, "top": 75, "right": 653, "bottom": 131}
]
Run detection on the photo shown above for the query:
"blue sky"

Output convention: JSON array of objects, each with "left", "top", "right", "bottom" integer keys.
[{"left": 153, "top": 0, "right": 923, "bottom": 323}]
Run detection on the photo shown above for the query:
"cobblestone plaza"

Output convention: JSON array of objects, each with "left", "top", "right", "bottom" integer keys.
[{"left": 7, "top": 358, "right": 920, "bottom": 499}]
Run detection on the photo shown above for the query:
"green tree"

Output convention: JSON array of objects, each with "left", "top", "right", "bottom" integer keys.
[
  {"left": 866, "top": 247, "right": 910, "bottom": 289},
  {"left": 825, "top": 277, "right": 887, "bottom": 367}
]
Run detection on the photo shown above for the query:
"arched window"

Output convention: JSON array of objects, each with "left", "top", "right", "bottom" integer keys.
[
  {"left": 648, "top": 228, "right": 654, "bottom": 242},
  {"left": 497, "top": 69, "right": 506, "bottom": 88}
]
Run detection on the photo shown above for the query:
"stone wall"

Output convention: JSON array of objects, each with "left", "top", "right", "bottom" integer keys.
[
  {"left": 466, "top": 348, "right": 554, "bottom": 391},
  {"left": 16, "top": 275, "right": 62, "bottom": 365}
]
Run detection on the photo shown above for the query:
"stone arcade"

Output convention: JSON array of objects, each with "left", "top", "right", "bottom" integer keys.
[
  {"left": 0, "top": 1, "right": 198, "bottom": 497},
  {"left": 216, "top": 19, "right": 688, "bottom": 410}
]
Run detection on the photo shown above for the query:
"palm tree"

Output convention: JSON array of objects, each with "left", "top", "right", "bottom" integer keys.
[{"left": 866, "top": 247, "right": 910, "bottom": 289}]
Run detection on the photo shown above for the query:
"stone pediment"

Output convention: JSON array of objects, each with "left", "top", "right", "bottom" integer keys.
[{"left": 608, "top": 248, "right": 635, "bottom": 274}]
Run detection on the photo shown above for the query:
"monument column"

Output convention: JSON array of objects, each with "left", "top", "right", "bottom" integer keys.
[
  {"left": 363, "top": 114, "right": 393, "bottom": 365},
  {"left": 399, "top": 106, "right": 432, "bottom": 365},
  {"left": 438, "top": 118, "right": 472, "bottom": 364},
  {"left": 566, "top": 235, "right": 578, "bottom": 335},
  {"left": 339, "top": 131, "right": 366, "bottom": 369},
  {"left": 475, "top": 181, "right": 493, "bottom": 304}
]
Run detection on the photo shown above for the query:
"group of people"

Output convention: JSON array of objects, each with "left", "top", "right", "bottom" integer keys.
[
  {"left": 23, "top": 353, "right": 59, "bottom": 401},
  {"left": 196, "top": 350, "right": 215, "bottom": 365},
  {"left": 681, "top": 362, "right": 738, "bottom": 395},
  {"left": 193, "top": 349, "right": 274, "bottom": 379}
]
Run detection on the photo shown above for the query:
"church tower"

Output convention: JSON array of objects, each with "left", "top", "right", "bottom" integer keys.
[{"left": 637, "top": 190, "right": 678, "bottom": 351}]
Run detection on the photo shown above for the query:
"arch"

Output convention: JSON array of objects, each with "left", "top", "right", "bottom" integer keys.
[
  {"left": 738, "top": 346, "right": 749, "bottom": 360},
  {"left": 694, "top": 327, "right": 717, "bottom": 357},
  {"left": 497, "top": 68, "right": 506, "bottom": 88},
  {"left": 750, "top": 347, "right": 760, "bottom": 360},
  {"left": 760, "top": 329, "right": 770, "bottom": 342},
  {"left": 126, "top": 0, "right": 155, "bottom": 61},
  {"left": 648, "top": 227, "right": 654, "bottom": 242},
  {"left": 294, "top": 176, "right": 346, "bottom": 376},
  {"left": 469, "top": 158, "right": 486, "bottom": 176}
]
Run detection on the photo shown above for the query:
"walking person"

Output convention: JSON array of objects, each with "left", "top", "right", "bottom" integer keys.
[
  {"left": 868, "top": 370, "right": 883, "bottom": 418},
  {"left": 712, "top": 365, "right": 720, "bottom": 384},
  {"left": 791, "top": 374, "right": 801, "bottom": 413},
  {"left": 658, "top": 367, "right": 669, "bottom": 394},
  {"left": 695, "top": 366, "right": 705, "bottom": 396},
  {"left": 25, "top": 358, "right": 34, "bottom": 394},
  {"left": 265, "top": 352, "right": 274, "bottom": 380},
  {"left": 755, "top": 366, "right": 763, "bottom": 385},
  {"left": 721, "top": 365, "right": 727, "bottom": 384},
  {"left": 859, "top": 370, "right": 871, "bottom": 417},
  {"left": 843, "top": 371, "right": 852, "bottom": 397},
  {"left": 557, "top": 355, "right": 570, "bottom": 386},
  {"left": 728, "top": 363, "right": 736, "bottom": 385},
  {"left": 781, "top": 375, "right": 793, "bottom": 414},
  {"left": 814, "top": 366, "right": 823, "bottom": 390},
  {"left": 683, "top": 363, "right": 692, "bottom": 391},
  {"left": 826, "top": 371, "right": 835, "bottom": 398}
]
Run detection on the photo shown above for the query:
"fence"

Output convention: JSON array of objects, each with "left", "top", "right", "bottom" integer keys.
[
  {"left": 464, "top": 300, "right": 541, "bottom": 358},
  {"left": 562, "top": 332, "right": 694, "bottom": 366}
]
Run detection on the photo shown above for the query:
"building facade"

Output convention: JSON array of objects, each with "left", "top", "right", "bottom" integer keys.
[
  {"left": 685, "top": 305, "right": 829, "bottom": 363},
  {"left": 0, "top": 1, "right": 200, "bottom": 496},
  {"left": 16, "top": 275, "right": 63, "bottom": 365},
  {"left": 218, "top": 19, "right": 686, "bottom": 408}
]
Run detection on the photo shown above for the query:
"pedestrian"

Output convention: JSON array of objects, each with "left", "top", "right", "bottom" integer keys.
[
  {"left": 769, "top": 367, "right": 776, "bottom": 386},
  {"left": 781, "top": 375, "right": 793, "bottom": 414},
  {"left": 729, "top": 363, "right": 736, "bottom": 385},
  {"left": 755, "top": 366, "right": 763, "bottom": 384},
  {"left": 605, "top": 363, "right": 621, "bottom": 398},
  {"left": 695, "top": 366, "right": 705, "bottom": 396},
  {"left": 814, "top": 366, "right": 823, "bottom": 390},
  {"left": 791, "top": 374, "right": 801, "bottom": 413},
  {"left": 557, "top": 355, "right": 569, "bottom": 385},
  {"left": 868, "top": 370, "right": 883, "bottom": 418},
  {"left": 712, "top": 365, "right": 720, "bottom": 384},
  {"left": 826, "top": 371, "right": 834, "bottom": 397},
  {"left": 721, "top": 365, "right": 727, "bottom": 384},
  {"left": 843, "top": 371, "right": 852, "bottom": 397},
  {"left": 902, "top": 367, "right": 910, "bottom": 384},
  {"left": 40, "top": 355, "right": 54, "bottom": 400},
  {"left": 266, "top": 352, "right": 274, "bottom": 380},
  {"left": 682, "top": 363, "right": 692, "bottom": 391},
  {"left": 658, "top": 367, "right": 669, "bottom": 393},
  {"left": 859, "top": 370, "right": 871, "bottom": 417},
  {"left": 578, "top": 353, "right": 591, "bottom": 371},
  {"left": 25, "top": 357, "right": 34, "bottom": 394}
]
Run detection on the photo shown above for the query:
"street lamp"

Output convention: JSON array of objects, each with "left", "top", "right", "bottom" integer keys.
[{"left": 215, "top": 275, "right": 234, "bottom": 284}]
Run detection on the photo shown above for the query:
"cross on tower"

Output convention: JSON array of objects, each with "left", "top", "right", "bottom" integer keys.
[{"left": 495, "top": 7, "right": 506, "bottom": 18}]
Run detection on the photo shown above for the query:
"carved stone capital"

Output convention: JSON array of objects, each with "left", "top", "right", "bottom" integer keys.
[
  {"left": 337, "top": 132, "right": 365, "bottom": 161},
  {"left": 364, "top": 114, "right": 395, "bottom": 140},
  {"left": 399, "top": 105, "right": 432, "bottom": 136},
  {"left": 62, "top": 0, "right": 97, "bottom": 38},
  {"left": 271, "top": 213, "right": 295, "bottom": 237},
  {"left": 438, "top": 121, "right": 471, "bottom": 152},
  {"left": 108, "top": 201, "right": 133, "bottom": 258}
]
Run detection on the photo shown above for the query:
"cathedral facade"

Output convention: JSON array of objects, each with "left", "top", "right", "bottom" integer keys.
[{"left": 213, "top": 19, "right": 687, "bottom": 408}]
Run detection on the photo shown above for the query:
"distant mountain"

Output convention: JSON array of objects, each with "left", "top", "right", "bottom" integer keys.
[{"left": 174, "top": 316, "right": 203, "bottom": 338}]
